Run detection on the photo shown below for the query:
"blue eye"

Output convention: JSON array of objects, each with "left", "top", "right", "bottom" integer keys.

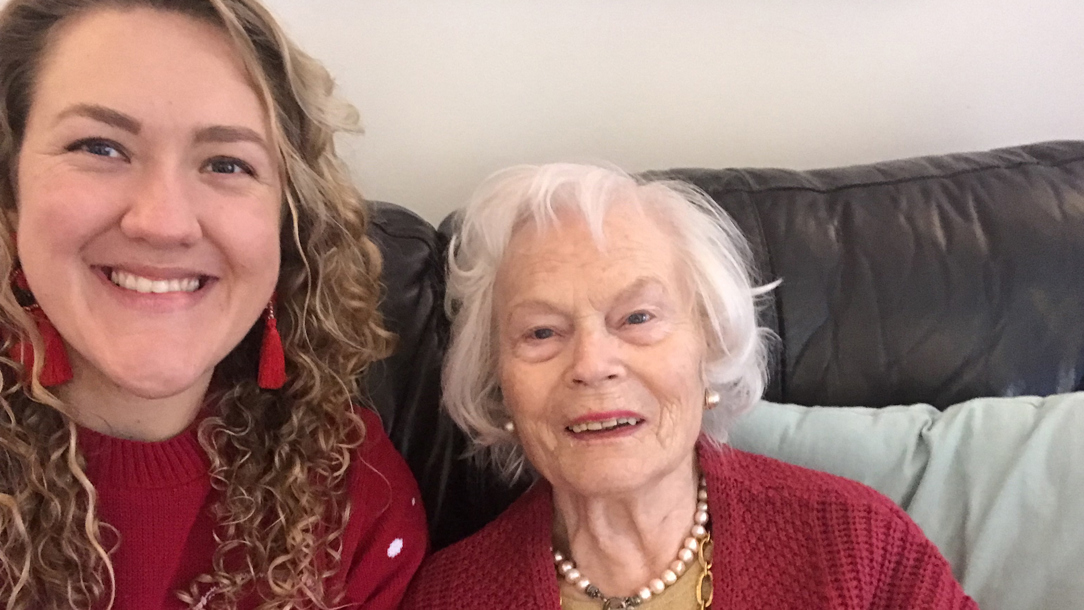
[
  {"left": 206, "top": 157, "right": 255, "bottom": 176},
  {"left": 531, "top": 328, "right": 555, "bottom": 340},
  {"left": 626, "top": 312, "right": 652, "bottom": 325},
  {"left": 68, "top": 138, "right": 126, "bottom": 159}
]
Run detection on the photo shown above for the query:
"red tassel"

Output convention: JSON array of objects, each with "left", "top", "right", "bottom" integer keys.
[
  {"left": 13, "top": 306, "right": 73, "bottom": 387},
  {"left": 10, "top": 247, "right": 73, "bottom": 387},
  {"left": 258, "top": 301, "right": 286, "bottom": 389}
]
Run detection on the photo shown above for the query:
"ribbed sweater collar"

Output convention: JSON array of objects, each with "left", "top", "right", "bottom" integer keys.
[{"left": 77, "top": 418, "right": 210, "bottom": 490}]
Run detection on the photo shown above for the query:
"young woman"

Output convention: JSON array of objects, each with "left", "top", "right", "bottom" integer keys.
[{"left": 0, "top": 1, "right": 426, "bottom": 608}]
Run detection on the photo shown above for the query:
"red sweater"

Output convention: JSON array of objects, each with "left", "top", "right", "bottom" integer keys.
[
  {"left": 402, "top": 444, "right": 977, "bottom": 610},
  {"left": 80, "top": 408, "right": 427, "bottom": 609}
]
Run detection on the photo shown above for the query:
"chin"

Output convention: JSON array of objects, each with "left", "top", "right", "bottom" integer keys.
[
  {"left": 563, "top": 466, "right": 657, "bottom": 497},
  {"left": 99, "top": 357, "right": 213, "bottom": 401},
  {"left": 117, "top": 373, "right": 208, "bottom": 400}
]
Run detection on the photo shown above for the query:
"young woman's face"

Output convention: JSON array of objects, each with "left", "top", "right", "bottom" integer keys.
[{"left": 15, "top": 8, "right": 282, "bottom": 403}]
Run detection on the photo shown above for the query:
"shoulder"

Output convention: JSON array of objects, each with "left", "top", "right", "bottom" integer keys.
[
  {"left": 703, "top": 444, "right": 911, "bottom": 520},
  {"left": 702, "top": 445, "right": 975, "bottom": 606},
  {"left": 701, "top": 444, "right": 934, "bottom": 568},
  {"left": 336, "top": 407, "right": 429, "bottom": 608},
  {"left": 344, "top": 407, "right": 426, "bottom": 527},
  {"left": 402, "top": 482, "right": 556, "bottom": 609},
  {"left": 353, "top": 409, "right": 419, "bottom": 491}
]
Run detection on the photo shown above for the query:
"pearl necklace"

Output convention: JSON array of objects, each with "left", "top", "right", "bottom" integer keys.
[{"left": 553, "top": 476, "right": 710, "bottom": 609}]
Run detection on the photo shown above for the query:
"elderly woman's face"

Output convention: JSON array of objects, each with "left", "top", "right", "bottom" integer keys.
[
  {"left": 496, "top": 206, "right": 706, "bottom": 496},
  {"left": 14, "top": 9, "right": 281, "bottom": 400}
]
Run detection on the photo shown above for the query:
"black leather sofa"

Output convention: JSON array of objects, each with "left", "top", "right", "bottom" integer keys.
[{"left": 363, "top": 140, "right": 1084, "bottom": 551}]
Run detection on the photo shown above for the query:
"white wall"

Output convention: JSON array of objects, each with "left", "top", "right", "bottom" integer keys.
[
  {"left": 258, "top": 0, "right": 1084, "bottom": 224},
  {"left": 8, "top": 0, "right": 1084, "bottom": 223}
]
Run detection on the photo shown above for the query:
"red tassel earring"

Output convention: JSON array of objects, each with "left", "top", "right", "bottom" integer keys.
[
  {"left": 257, "top": 296, "right": 286, "bottom": 389},
  {"left": 10, "top": 268, "right": 73, "bottom": 387}
]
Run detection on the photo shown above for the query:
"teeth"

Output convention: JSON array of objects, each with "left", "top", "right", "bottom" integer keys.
[
  {"left": 569, "top": 417, "right": 641, "bottom": 434},
  {"left": 110, "top": 269, "right": 201, "bottom": 294}
]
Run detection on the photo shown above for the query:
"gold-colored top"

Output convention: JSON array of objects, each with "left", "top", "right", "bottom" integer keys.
[
  {"left": 559, "top": 537, "right": 713, "bottom": 610},
  {"left": 559, "top": 559, "right": 705, "bottom": 610}
]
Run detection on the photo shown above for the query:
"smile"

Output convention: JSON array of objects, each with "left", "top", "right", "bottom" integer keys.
[
  {"left": 108, "top": 268, "right": 205, "bottom": 294},
  {"left": 567, "top": 417, "right": 643, "bottom": 434}
]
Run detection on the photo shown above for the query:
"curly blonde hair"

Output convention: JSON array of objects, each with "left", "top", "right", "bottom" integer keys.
[{"left": 0, "top": 1, "right": 394, "bottom": 608}]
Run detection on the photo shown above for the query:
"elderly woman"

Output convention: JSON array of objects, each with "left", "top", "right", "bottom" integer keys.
[
  {"left": 0, "top": 0, "right": 426, "bottom": 608},
  {"left": 403, "top": 164, "right": 976, "bottom": 609}
]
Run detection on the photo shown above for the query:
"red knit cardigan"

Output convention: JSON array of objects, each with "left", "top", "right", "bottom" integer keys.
[{"left": 402, "top": 443, "right": 977, "bottom": 610}]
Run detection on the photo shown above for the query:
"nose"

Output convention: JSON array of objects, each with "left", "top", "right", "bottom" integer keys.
[
  {"left": 119, "top": 161, "right": 202, "bottom": 247},
  {"left": 569, "top": 325, "right": 625, "bottom": 386}
]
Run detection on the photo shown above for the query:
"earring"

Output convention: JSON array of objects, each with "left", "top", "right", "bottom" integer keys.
[
  {"left": 704, "top": 388, "right": 721, "bottom": 411},
  {"left": 503, "top": 420, "right": 515, "bottom": 434},
  {"left": 10, "top": 268, "right": 73, "bottom": 387},
  {"left": 257, "top": 296, "right": 286, "bottom": 389}
]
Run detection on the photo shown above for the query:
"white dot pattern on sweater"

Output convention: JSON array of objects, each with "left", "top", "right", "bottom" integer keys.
[{"left": 388, "top": 538, "right": 404, "bottom": 558}]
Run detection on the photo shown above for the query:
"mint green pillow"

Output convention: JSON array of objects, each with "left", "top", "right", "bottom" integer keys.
[{"left": 728, "top": 393, "right": 1084, "bottom": 610}]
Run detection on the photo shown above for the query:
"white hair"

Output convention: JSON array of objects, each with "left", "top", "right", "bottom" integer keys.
[{"left": 443, "top": 163, "right": 776, "bottom": 482}]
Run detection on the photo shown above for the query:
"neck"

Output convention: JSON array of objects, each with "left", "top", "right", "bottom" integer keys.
[
  {"left": 57, "top": 356, "right": 212, "bottom": 442},
  {"left": 552, "top": 453, "right": 700, "bottom": 598}
]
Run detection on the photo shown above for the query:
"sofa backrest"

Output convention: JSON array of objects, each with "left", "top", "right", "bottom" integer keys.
[{"left": 650, "top": 141, "right": 1084, "bottom": 408}]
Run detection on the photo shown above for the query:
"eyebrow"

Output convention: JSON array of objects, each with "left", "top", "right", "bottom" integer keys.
[
  {"left": 53, "top": 104, "right": 268, "bottom": 151},
  {"left": 56, "top": 103, "right": 141, "bottom": 134},
  {"left": 613, "top": 277, "right": 668, "bottom": 303},
  {"left": 193, "top": 124, "right": 269, "bottom": 150},
  {"left": 504, "top": 277, "right": 669, "bottom": 317}
]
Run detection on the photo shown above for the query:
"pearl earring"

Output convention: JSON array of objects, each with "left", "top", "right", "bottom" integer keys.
[
  {"left": 704, "top": 389, "right": 721, "bottom": 410},
  {"left": 503, "top": 421, "right": 515, "bottom": 433}
]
